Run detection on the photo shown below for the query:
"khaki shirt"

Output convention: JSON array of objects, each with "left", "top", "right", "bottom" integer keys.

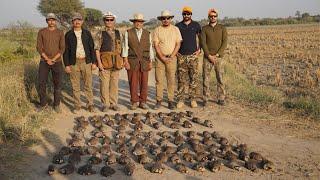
[{"left": 152, "top": 24, "right": 182, "bottom": 55}]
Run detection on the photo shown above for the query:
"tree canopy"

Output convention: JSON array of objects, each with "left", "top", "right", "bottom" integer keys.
[{"left": 37, "top": 0, "right": 84, "bottom": 28}]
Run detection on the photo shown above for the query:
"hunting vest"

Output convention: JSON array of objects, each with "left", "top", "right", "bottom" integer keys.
[
  {"left": 100, "top": 30, "right": 121, "bottom": 54},
  {"left": 127, "top": 28, "right": 151, "bottom": 71},
  {"left": 99, "top": 29, "right": 123, "bottom": 70}
]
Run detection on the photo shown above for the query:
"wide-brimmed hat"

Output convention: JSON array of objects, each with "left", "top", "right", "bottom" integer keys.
[
  {"left": 46, "top": 13, "right": 57, "bottom": 20},
  {"left": 103, "top": 11, "right": 117, "bottom": 19},
  {"left": 157, "top": 10, "right": 174, "bottom": 20},
  {"left": 129, "top": 13, "right": 145, "bottom": 22},
  {"left": 72, "top": 12, "right": 83, "bottom": 21}
]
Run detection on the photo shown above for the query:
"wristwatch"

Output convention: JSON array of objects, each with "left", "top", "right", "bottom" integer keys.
[{"left": 216, "top": 53, "right": 220, "bottom": 57}]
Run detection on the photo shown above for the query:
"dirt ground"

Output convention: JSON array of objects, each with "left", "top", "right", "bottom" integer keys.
[{"left": 8, "top": 69, "right": 320, "bottom": 180}]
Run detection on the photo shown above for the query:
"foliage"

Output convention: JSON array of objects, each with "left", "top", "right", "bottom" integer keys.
[
  {"left": 37, "top": 0, "right": 84, "bottom": 28},
  {"left": 84, "top": 8, "right": 103, "bottom": 28}
]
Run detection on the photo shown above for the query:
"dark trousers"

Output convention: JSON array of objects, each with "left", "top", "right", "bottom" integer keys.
[
  {"left": 38, "top": 60, "right": 62, "bottom": 107},
  {"left": 127, "top": 67, "right": 149, "bottom": 104}
]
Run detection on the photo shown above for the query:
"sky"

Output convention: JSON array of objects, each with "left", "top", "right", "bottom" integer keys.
[{"left": 0, "top": 0, "right": 319, "bottom": 28}]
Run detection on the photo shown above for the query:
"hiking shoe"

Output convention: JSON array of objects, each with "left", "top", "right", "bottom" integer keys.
[
  {"left": 131, "top": 102, "right": 138, "bottom": 110},
  {"left": 217, "top": 100, "right": 225, "bottom": 106},
  {"left": 190, "top": 100, "right": 198, "bottom": 108},
  {"left": 139, "top": 102, "right": 149, "bottom": 110},
  {"left": 154, "top": 101, "right": 162, "bottom": 110},
  {"left": 53, "top": 105, "right": 62, "bottom": 113},
  {"left": 101, "top": 106, "right": 109, "bottom": 112},
  {"left": 168, "top": 101, "right": 176, "bottom": 110},
  {"left": 176, "top": 101, "right": 184, "bottom": 109},
  {"left": 87, "top": 105, "right": 95, "bottom": 113},
  {"left": 111, "top": 105, "right": 120, "bottom": 111}
]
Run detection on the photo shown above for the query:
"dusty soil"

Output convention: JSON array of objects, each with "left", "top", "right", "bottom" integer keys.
[{"left": 5, "top": 69, "right": 320, "bottom": 180}]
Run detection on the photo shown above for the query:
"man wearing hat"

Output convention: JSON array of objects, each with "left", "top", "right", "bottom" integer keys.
[
  {"left": 201, "top": 8, "right": 228, "bottom": 106},
  {"left": 176, "top": 6, "right": 202, "bottom": 109},
  {"left": 153, "top": 10, "right": 182, "bottom": 110},
  {"left": 63, "top": 12, "right": 97, "bottom": 113},
  {"left": 122, "top": 13, "right": 155, "bottom": 110},
  {"left": 36, "top": 13, "right": 65, "bottom": 112},
  {"left": 95, "top": 12, "right": 123, "bottom": 112}
]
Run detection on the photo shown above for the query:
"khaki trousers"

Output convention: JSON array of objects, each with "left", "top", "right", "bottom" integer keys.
[
  {"left": 69, "top": 61, "right": 93, "bottom": 108},
  {"left": 99, "top": 69, "right": 119, "bottom": 107},
  {"left": 155, "top": 57, "right": 177, "bottom": 102}
]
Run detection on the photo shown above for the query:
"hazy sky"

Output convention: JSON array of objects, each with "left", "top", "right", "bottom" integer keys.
[{"left": 0, "top": 0, "right": 319, "bottom": 28}]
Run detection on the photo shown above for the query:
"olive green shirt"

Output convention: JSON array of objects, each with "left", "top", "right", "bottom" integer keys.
[{"left": 200, "top": 24, "right": 227, "bottom": 58}]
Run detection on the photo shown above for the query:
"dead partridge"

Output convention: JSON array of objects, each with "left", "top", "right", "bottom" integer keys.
[
  {"left": 176, "top": 163, "right": 189, "bottom": 173},
  {"left": 124, "top": 162, "right": 135, "bottom": 176},
  {"left": 249, "top": 152, "right": 264, "bottom": 162},
  {"left": 118, "top": 154, "right": 131, "bottom": 165},
  {"left": 47, "top": 164, "right": 57, "bottom": 176},
  {"left": 261, "top": 159, "right": 275, "bottom": 171},
  {"left": 52, "top": 154, "right": 65, "bottom": 164},
  {"left": 207, "top": 160, "right": 223, "bottom": 172},
  {"left": 226, "top": 159, "right": 242, "bottom": 171},
  {"left": 183, "top": 120, "right": 192, "bottom": 128},
  {"left": 204, "top": 120, "right": 213, "bottom": 128},
  {"left": 138, "top": 154, "right": 151, "bottom": 164},
  {"left": 105, "top": 153, "right": 116, "bottom": 165},
  {"left": 193, "top": 162, "right": 206, "bottom": 172},
  {"left": 150, "top": 162, "right": 165, "bottom": 174},
  {"left": 78, "top": 164, "right": 96, "bottom": 175},
  {"left": 59, "top": 163, "right": 75, "bottom": 175},
  {"left": 245, "top": 159, "right": 259, "bottom": 172},
  {"left": 100, "top": 165, "right": 116, "bottom": 177}
]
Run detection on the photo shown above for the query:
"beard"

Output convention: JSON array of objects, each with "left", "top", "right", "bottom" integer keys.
[{"left": 183, "top": 17, "right": 191, "bottom": 21}]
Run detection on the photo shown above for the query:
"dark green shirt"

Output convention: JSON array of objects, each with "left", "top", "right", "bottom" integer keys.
[{"left": 200, "top": 24, "right": 227, "bottom": 58}]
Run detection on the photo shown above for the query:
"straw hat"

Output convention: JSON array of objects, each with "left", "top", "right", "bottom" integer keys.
[
  {"left": 157, "top": 10, "right": 174, "bottom": 20},
  {"left": 103, "top": 11, "right": 117, "bottom": 19},
  {"left": 129, "top": 13, "right": 145, "bottom": 22}
]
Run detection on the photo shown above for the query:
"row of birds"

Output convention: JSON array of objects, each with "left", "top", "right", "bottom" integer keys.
[{"left": 47, "top": 111, "right": 275, "bottom": 177}]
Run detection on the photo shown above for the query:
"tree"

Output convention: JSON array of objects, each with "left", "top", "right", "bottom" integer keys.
[
  {"left": 84, "top": 8, "right": 102, "bottom": 28},
  {"left": 37, "top": 0, "right": 84, "bottom": 28},
  {"left": 301, "top": 12, "right": 310, "bottom": 19},
  {"left": 295, "top": 11, "right": 301, "bottom": 18}
]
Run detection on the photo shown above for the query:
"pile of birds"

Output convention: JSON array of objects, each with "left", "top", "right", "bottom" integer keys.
[{"left": 47, "top": 111, "right": 274, "bottom": 177}]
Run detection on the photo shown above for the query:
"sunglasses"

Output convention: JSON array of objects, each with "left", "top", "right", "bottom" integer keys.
[
  {"left": 182, "top": 13, "right": 192, "bottom": 16},
  {"left": 133, "top": 20, "right": 144, "bottom": 23},
  {"left": 209, "top": 15, "right": 218, "bottom": 18},
  {"left": 161, "top": 17, "right": 171, "bottom": 21},
  {"left": 104, "top": 19, "right": 114, "bottom": 22}
]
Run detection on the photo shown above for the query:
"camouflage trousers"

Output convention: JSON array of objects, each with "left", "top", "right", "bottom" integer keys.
[
  {"left": 202, "top": 57, "right": 225, "bottom": 101},
  {"left": 177, "top": 54, "right": 199, "bottom": 101}
]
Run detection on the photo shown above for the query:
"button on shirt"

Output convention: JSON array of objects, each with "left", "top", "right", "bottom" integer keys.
[
  {"left": 176, "top": 21, "right": 201, "bottom": 55},
  {"left": 122, "top": 28, "right": 155, "bottom": 60},
  {"left": 74, "top": 30, "right": 86, "bottom": 58},
  {"left": 153, "top": 25, "right": 182, "bottom": 55}
]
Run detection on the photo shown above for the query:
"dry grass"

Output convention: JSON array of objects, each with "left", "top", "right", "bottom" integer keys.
[{"left": 226, "top": 24, "right": 320, "bottom": 119}]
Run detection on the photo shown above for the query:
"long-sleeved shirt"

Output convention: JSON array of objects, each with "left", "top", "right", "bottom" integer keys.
[
  {"left": 36, "top": 27, "right": 65, "bottom": 61},
  {"left": 200, "top": 23, "right": 227, "bottom": 58},
  {"left": 122, "top": 28, "right": 155, "bottom": 60}
]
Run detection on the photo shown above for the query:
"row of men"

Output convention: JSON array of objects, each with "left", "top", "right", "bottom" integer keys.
[{"left": 36, "top": 7, "right": 227, "bottom": 113}]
